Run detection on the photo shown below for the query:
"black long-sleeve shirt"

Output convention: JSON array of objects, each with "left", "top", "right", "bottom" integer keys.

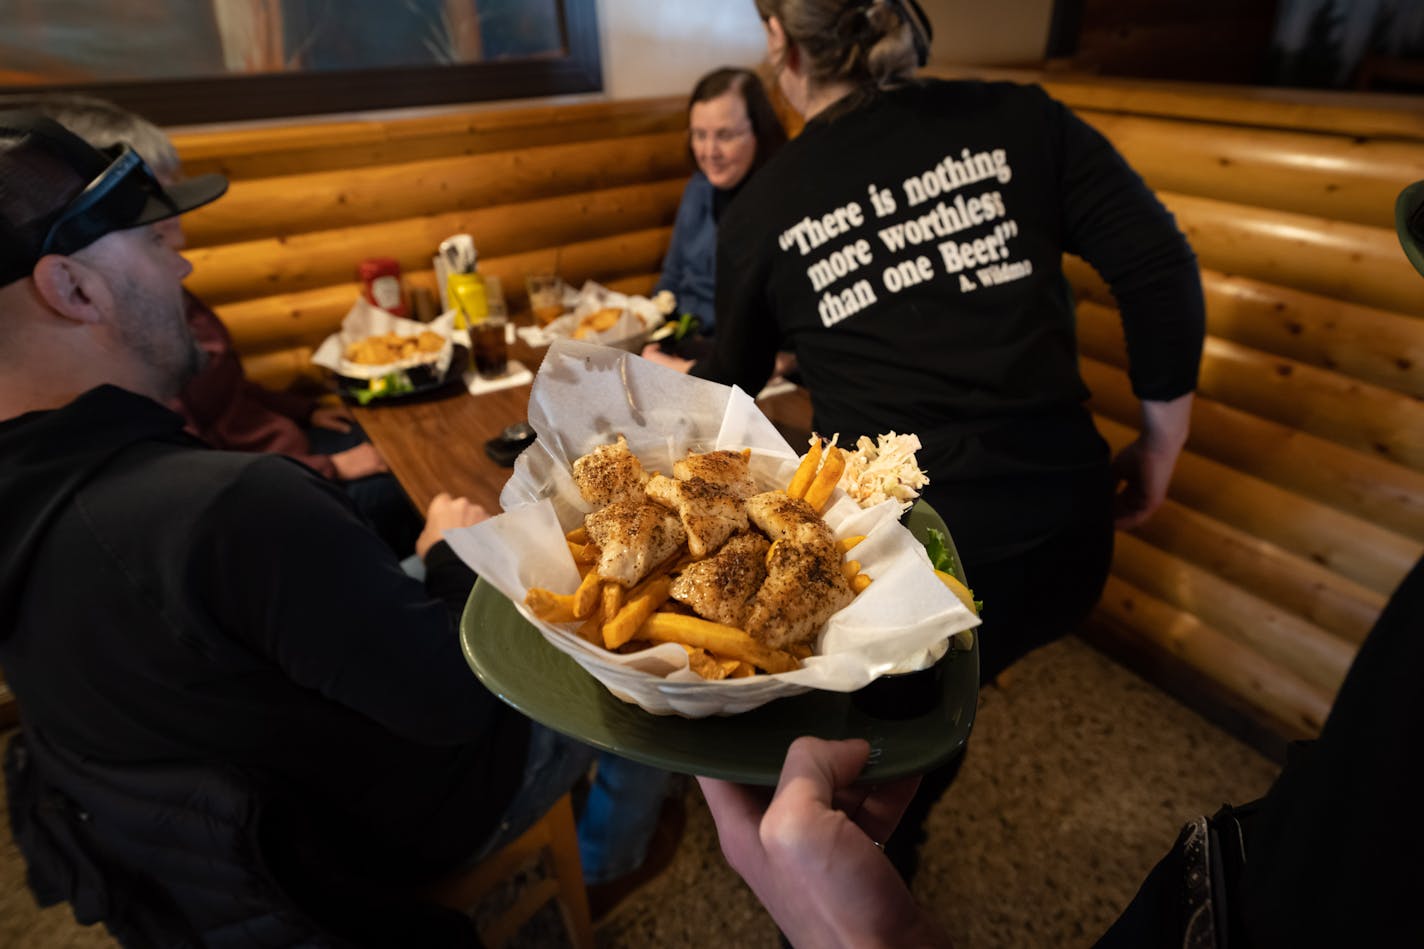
[{"left": 697, "top": 79, "right": 1204, "bottom": 492}]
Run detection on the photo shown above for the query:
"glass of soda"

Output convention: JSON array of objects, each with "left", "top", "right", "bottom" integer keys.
[{"left": 473, "top": 315, "right": 509, "bottom": 378}]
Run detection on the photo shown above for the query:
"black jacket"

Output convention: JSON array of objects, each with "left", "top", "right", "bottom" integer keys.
[{"left": 0, "top": 386, "right": 528, "bottom": 883}]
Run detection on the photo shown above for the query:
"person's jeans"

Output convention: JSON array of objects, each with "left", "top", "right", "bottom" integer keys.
[
  {"left": 467, "top": 724, "right": 596, "bottom": 866},
  {"left": 577, "top": 754, "right": 672, "bottom": 885}
]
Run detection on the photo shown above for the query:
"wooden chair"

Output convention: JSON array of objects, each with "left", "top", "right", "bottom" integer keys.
[{"left": 425, "top": 792, "right": 595, "bottom": 949}]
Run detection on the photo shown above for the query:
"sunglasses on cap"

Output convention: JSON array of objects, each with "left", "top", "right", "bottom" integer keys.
[{"left": 40, "top": 144, "right": 176, "bottom": 259}]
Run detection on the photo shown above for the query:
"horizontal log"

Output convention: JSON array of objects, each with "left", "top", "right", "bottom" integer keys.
[
  {"left": 185, "top": 179, "right": 685, "bottom": 305},
  {"left": 173, "top": 97, "right": 688, "bottom": 180},
  {"left": 1093, "top": 413, "right": 1421, "bottom": 597},
  {"left": 1130, "top": 500, "right": 1384, "bottom": 645},
  {"left": 182, "top": 131, "right": 692, "bottom": 248},
  {"left": 1094, "top": 574, "right": 1332, "bottom": 739},
  {"left": 1082, "top": 355, "right": 1424, "bottom": 541},
  {"left": 217, "top": 227, "right": 673, "bottom": 353},
  {"left": 1079, "top": 111, "right": 1424, "bottom": 230},
  {"left": 241, "top": 345, "right": 321, "bottom": 392},
  {"left": 928, "top": 66, "right": 1424, "bottom": 140},
  {"left": 1076, "top": 301, "right": 1424, "bottom": 471},
  {"left": 1111, "top": 533, "right": 1355, "bottom": 695},
  {"left": 1064, "top": 258, "right": 1424, "bottom": 400},
  {"left": 1161, "top": 190, "right": 1423, "bottom": 319}
]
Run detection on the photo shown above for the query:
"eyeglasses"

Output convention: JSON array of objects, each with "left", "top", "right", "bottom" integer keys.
[
  {"left": 690, "top": 125, "right": 753, "bottom": 147},
  {"left": 40, "top": 145, "right": 173, "bottom": 257}
]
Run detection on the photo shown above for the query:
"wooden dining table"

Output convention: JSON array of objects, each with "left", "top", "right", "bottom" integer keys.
[{"left": 350, "top": 318, "right": 814, "bottom": 515}]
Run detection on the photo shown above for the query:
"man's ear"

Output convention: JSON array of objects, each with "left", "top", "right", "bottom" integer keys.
[{"left": 30, "top": 254, "right": 106, "bottom": 325}]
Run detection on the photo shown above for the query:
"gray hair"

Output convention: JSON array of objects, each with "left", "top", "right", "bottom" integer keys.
[
  {"left": 0, "top": 92, "right": 180, "bottom": 179},
  {"left": 755, "top": 0, "right": 921, "bottom": 89}
]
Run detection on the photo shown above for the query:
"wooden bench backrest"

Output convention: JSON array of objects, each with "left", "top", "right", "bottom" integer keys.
[
  {"left": 169, "top": 97, "right": 693, "bottom": 389},
  {"left": 171, "top": 78, "right": 1424, "bottom": 746},
  {"left": 991, "top": 71, "right": 1424, "bottom": 743}
]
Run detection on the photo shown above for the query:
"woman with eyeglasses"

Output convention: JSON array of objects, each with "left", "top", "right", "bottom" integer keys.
[
  {"left": 652, "top": 67, "right": 787, "bottom": 352},
  {"left": 646, "top": 0, "right": 1206, "bottom": 883}
]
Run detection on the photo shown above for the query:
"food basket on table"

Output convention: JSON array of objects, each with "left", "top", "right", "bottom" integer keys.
[{"left": 312, "top": 297, "right": 467, "bottom": 403}]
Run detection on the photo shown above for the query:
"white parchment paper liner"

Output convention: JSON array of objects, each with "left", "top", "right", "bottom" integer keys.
[
  {"left": 444, "top": 339, "right": 980, "bottom": 717},
  {"left": 312, "top": 297, "right": 460, "bottom": 380}
]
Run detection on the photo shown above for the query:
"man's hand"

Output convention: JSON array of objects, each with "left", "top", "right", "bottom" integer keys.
[
  {"left": 330, "top": 442, "right": 389, "bottom": 482},
  {"left": 310, "top": 403, "right": 353, "bottom": 433},
  {"left": 416, "top": 492, "right": 489, "bottom": 560},
  {"left": 639, "top": 344, "right": 695, "bottom": 374},
  {"left": 699, "top": 737, "right": 948, "bottom": 948},
  {"left": 1112, "top": 393, "right": 1193, "bottom": 530}
]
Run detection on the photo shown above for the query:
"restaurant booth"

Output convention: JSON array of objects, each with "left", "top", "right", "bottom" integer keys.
[
  {"left": 165, "top": 68, "right": 1424, "bottom": 752},
  {"left": 1, "top": 57, "right": 1423, "bottom": 947}
]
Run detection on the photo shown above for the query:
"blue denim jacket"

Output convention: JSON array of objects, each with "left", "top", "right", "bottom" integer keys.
[{"left": 655, "top": 171, "right": 718, "bottom": 331}]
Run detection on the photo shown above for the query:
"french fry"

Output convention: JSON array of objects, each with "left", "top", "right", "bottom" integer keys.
[
  {"left": 803, "top": 446, "right": 845, "bottom": 513},
  {"left": 841, "top": 559, "right": 861, "bottom": 580},
  {"left": 638, "top": 612, "right": 801, "bottom": 674},
  {"left": 601, "top": 582, "right": 624, "bottom": 624},
  {"left": 787, "top": 642, "right": 814, "bottom": 660},
  {"left": 573, "top": 568, "right": 602, "bottom": 618},
  {"left": 786, "top": 437, "right": 823, "bottom": 499},
  {"left": 765, "top": 540, "right": 779, "bottom": 567},
  {"left": 728, "top": 661, "right": 756, "bottom": 678},
  {"left": 567, "top": 540, "right": 600, "bottom": 564},
  {"left": 565, "top": 525, "right": 589, "bottom": 544},
  {"left": 525, "top": 587, "right": 579, "bottom": 624},
  {"left": 685, "top": 647, "right": 732, "bottom": 680},
  {"left": 573, "top": 614, "right": 604, "bottom": 645},
  {"left": 839, "top": 535, "right": 866, "bottom": 554},
  {"left": 604, "top": 576, "right": 674, "bottom": 649},
  {"left": 851, "top": 573, "right": 873, "bottom": 594}
]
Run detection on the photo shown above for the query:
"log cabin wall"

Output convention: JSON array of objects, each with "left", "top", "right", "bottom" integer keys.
[
  {"left": 169, "top": 96, "right": 693, "bottom": 391},
  {"left": 949, "top": 70, "right": 1423, "bottom": 749},
  {"left": 167, "top": 78, "right": 1424, "bottom": 750}
]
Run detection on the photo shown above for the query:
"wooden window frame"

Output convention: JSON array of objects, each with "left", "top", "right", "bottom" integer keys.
[{"left": 0, "top": 0, "right": 602, "bottom": 126}]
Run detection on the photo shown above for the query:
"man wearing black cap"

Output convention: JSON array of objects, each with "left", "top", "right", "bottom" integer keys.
[{"left": 0, "top": 111, "right": 595, "bottom": 945}]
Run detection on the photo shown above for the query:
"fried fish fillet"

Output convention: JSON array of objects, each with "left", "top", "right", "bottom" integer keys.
[
  {"left": 745, "top": 537, "right": 854, "bottom": 650},
  {"left": 673, "top": 449, "right": 757, "bottom": 499},
  {"left": 572, "top": 435, "right": 649, "bottom": 507},
  {"left": 669, "top": 532, "right": 770, "bottom": 627},
  {"left": 584, "top": 498, "right": 687, "bottom": 587},
  {"left": 744, "top": 490, "right": 836, "bottom": 548},
  {"left": 645, "top": 474, "right": 748, "bottom": 558}
]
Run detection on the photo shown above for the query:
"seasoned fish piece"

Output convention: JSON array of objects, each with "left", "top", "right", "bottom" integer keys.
[
  {"left": 673, "top": 449, "right": 757, "bottom": 499},
  {"left": 572, "top": 435, "right": 649, "bottom": 507},
  {"left": 646, "top": 474, "right": 748, "bottom": 558},
  {"left": 744, "top": 490, "right": 836, "bottom": 548},
  {"left": 745, "top": 538, "right": 854, "bottom": 650},
  {"left": 669, "top": 533, "right": 770, "bottom": 627},
  {"left": 585, "top": 499, "right": 687, "bottom": 588}
]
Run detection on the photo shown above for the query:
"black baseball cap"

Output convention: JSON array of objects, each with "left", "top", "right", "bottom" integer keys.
[
  {"left": 0, "top": 109, "right": 227, "bottom": 286},
  {"left": 1397, "top": 179, "right": 1424, "bottom": 280}
]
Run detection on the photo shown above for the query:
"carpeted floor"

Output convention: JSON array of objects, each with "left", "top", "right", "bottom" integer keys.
[{"left": 0, "top": 635, "right": 1280, "bottom": 948}]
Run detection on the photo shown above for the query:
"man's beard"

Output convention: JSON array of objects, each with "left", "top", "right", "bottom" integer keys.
[{"left": 112, "top": 275, "right": 205, "bottom": 400}]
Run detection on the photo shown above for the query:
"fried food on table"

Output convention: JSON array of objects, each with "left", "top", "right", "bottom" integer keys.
[
  {"left": 571, "top": 306, "right": 626, "bottom": 340},
  {"left": 528, "top": 436, "right": 877, "bottom": 679},
  {"left": 673, "top": 448, "right": 757, "bottom": 499},
  {"left": 343, "top": 329, "right": 446, "bottom": 365},
  {"left": 746, "top": 535, "right": 855, "bottom": 650},
  {"left": 572, "top": 434, "right": 650, "bottom": 507},
  {"left": 669, "top": 532, "right": 769, "bottom": 628},
  {"left": 645, "top": 474, "right": 747, "bottom": 558},
  {"left": 584, "top": 499, "right": 687, "bottom": 588}
]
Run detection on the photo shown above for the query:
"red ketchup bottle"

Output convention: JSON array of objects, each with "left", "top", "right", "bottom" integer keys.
[{"left": 358, "top": 257, "right": 406, "bottom": 316}]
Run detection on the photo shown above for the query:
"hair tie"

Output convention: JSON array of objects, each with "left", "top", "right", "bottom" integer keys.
[{"left": 883, "top": 0, "right": 933, "bottom": 67}]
